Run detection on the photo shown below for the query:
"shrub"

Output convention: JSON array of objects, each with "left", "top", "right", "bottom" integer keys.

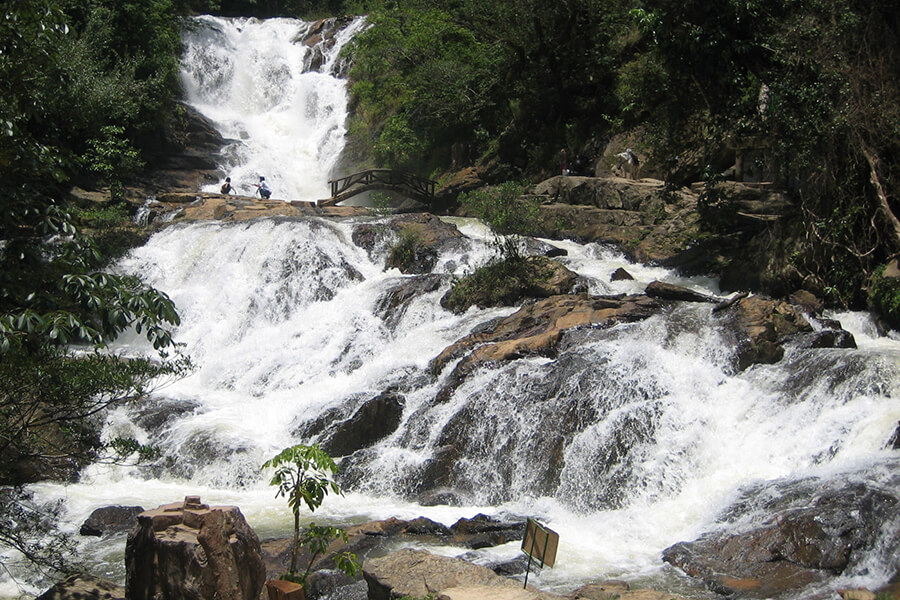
[{"left": 869, "top": 264, "right": 900, "bottom": 330}]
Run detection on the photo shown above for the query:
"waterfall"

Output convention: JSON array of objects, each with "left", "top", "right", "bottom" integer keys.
[
  {"left": 179, "top": 15, "right": 367, "bottom": 201},
  {"left": 2, "top": 15, "right": 898, "bottom": 600},
  {"left": 5, "top": 217, "right": 895, "bottom": 599}
]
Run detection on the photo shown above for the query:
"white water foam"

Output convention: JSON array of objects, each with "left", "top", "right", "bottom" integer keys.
[{"left": 179, "top": 15, "right": 366, "bottom": 201}]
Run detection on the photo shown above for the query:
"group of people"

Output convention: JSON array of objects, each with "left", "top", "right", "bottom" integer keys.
[{"left": 220, "top": 176, "right": 272, "bottom": 199}]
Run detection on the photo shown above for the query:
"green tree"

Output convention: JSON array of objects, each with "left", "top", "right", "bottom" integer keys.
[
  {"left": 630, "top": 0, "right": 900, "bottom": 307},
  {"left": 262, "top": 444, "right": 360, "bottom": 583},
  {"left": 346, "top": 2, "right": 503, "bottom": 171},
  {"left": 0, "top": 0, "right": 190, "bottom": 574}
]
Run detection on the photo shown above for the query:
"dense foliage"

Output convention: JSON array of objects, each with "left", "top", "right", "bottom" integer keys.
[
  {"left": 344, "top": 0, "right": 899, "bottom": 314},
  {"left": 1, "top": 0, "right": 191, "bottom": 573}
]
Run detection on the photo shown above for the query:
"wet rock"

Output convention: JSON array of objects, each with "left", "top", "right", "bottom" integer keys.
[
  {"left": 662, "top": 480, "right": 899, "bottom": 598},
  {"left": 888, "top": 422, "right": 900, "bottom": 450},
  {"left": 305, "top": 569, "right": 359, "bottom": 600},
  {"left": 486, "top": 555, "right": 529, "bottom": 577},
  {"left": 418, "top": 487, "right": 466, "bottom": 507},
  {"left": 431, "top": 293, "right": 661, "bottom": 396},
  {"left": 125, "top": 496, "right": 265, "bottom": 600},
  {"left": 375, "top": 274, "right": 445, "bottom": 329},
  {"left": 351, "top": 223, "right": 380, "bottom": 251},
  {"left": 36, "top": 573, "right": 125, "bottom": 600},
  {"left": 405, "top": 516, "right": 453, "bottom": 536},
  {"left": 644, "top": 280, "right": 718, "bottom": 303},
  {"left": 610, "top": 267, "right": 634, "bottom": 281},
  {"left": 131, "top": 397, "right": 201, "bottom": 436},
  {"left": 793, "top": 328, "right": 857, "bottom": 350},
  {"left": 525, "top": 256, "right": 579, "bottom": 298},
  {"left": 80, "top": 505, "right": 145, "bottom": 537},
  {"left": 450, "top": 514, "right": 525, "bottom": 549},
  {"left": 716, "top": 294, "right": 816, "bottom": 370},
  {"left": 322, "top": 392, "right": 405, "bottom": 458}
]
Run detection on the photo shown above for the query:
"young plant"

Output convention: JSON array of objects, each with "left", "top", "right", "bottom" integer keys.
[{"left": 262, "top": 444, "right": 359, "bottom": 584}]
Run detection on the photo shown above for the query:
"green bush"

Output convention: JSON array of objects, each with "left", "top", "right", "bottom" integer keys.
[
  {"left": 869, "top": 264, "right": 900, "bottom": 330},
  {"left": 386, "top": 229, "right": 435, "bottom": 274},
  {"left": 442, "top": 255, "right": 534, "bottom": 313}
]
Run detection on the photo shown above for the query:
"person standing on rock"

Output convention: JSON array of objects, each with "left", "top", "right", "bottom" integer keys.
[
  {"left": 220, "top": 177, "right": 235, "bottom": 194},
  {"left": 254, "top": 176, "right": 272, "bottom": 199}
]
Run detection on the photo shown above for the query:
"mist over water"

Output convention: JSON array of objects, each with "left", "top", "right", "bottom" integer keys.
[{"left": 2, "top": 15, "right": 898, "bottom": 600}]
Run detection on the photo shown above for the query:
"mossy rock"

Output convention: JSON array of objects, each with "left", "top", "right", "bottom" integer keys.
[{"left": 869, "top": 260, "right": 900, "bottom": 330}]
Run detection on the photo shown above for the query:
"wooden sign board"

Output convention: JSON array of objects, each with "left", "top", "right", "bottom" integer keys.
[{"left": 521, "top": 518, "right": 559, "bottom": 568}]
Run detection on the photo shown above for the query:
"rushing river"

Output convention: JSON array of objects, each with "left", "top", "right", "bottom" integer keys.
[{"left": 1, "top": 15, "right": 898, "bottom": 600}]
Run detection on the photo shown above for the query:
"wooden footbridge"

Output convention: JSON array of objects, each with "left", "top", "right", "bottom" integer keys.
[{"left": 320, "top": 169, "right": 437, "bottom": 207}]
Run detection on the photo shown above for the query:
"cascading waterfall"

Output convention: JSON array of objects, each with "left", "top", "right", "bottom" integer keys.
[
  {"left": 7, "top": 218, "right": 897, "bottom": 598},
  {"left": 179, "top": 15, "right": 367, "bottom": 201},
  {"left": 2, "top": 15, "right": 898, "bottom": 600}
]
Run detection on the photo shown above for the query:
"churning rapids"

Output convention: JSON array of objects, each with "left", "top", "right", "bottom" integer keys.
[{"left": 2, "top": 15, "right": 899, "bottom": 600}]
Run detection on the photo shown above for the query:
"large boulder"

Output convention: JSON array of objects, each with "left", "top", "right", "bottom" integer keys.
[
  {"left": 662, "top": 479, "right": 900, "bottom": 598},
  {"left": 363, "top": 549, "right": 557, "bottom": 600},
  {"left": 80, "top": 505, "right": 145, "bottom": 537},
  {"left": 430, "top": 293, "right": 661, "bottom": 398},
  {"left": 125, "top": 496, "right": 265, "bottom": 600},
  {"left": 449, "top": 514, "right": 525, "bottom": 549},
  {"left": 715, "top": 294, "right": 851, "bottom": 370}
]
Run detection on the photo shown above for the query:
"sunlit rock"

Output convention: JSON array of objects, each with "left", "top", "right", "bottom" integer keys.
[{"left": 125, "top": 496, "right": 265, "bottom": 600}]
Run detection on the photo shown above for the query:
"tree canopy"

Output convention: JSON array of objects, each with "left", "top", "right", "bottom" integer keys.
[{"left": 1, "top": 0, "right": 191, "bottom": 573}]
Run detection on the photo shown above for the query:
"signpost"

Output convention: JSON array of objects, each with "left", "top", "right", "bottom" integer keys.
[{"left": 521, "top": 518, "right": 559, "bottom": 589}]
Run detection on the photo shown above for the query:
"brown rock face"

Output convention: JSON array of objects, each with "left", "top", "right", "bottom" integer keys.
[
  {"left": 431, "top": 293, "right": 660, "bottom": 383},
  {"left": 716, "top": 294, "right": 815, "bottom": 370},
  {"left": 125, "top": 496, "right": 265, "bottom": 600}
]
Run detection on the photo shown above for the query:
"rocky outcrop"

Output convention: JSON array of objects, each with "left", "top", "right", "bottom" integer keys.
[
  {"left": 662, "top": 480, "right": 899, "bottom": 598},
  {"left": 375, "top": 274, "right": 446, "bottom": 329},
  {"left": 363, "top": 549, "right": 560, "bottom": 600},
  {"left": 36, "top": 573, "right": 126, "bottom": 600},
  {"left": 449, "top": 513, "right": 525, "bottom": 549},
  {"left": 298, "top": 17, "right": 356, "bottom": 76},
  {"left": 125, "top": 496, "right": 265, "bottom": 600},
  {"left": 644, "top": 280, "right": 719, "bottom": 303},
  {"left": 527, "top": 176, "right": 704, "bottom": 266},
  {"left": 715, "top": 293, "right": 854, "bottom": 370},
  {"left": 138, "top": 193, "right": 369, "bottom": 226},
  {"left": 430, "top": 293, "right": 661, "bottom": 392},
  {"left": 80, "top": 505, "right": 145, "bottom": 537}
]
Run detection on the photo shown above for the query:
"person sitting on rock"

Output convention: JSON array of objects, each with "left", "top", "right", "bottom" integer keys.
[
  {"left": 254, "top": 176, "right": 272, "bottom": 199},
  {"left": 220, "top": 177, "right": 234, "bottom": 194}
]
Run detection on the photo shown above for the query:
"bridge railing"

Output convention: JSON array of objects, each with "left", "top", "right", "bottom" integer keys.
[{"left": 329, "top": 169, "right": 436, "bottom": 202}]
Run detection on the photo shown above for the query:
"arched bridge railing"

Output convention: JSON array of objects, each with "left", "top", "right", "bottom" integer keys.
[{"left": 323, "top": 169, "right": 437, "bottom": 206}]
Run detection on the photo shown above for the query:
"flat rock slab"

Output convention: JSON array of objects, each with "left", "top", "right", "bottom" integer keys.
[
  {"left": 364, "top": 549, "right": 562, "bottom": 600},
  {"left": 437, "top": 584, "right": 540, "bottom": 600}
]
